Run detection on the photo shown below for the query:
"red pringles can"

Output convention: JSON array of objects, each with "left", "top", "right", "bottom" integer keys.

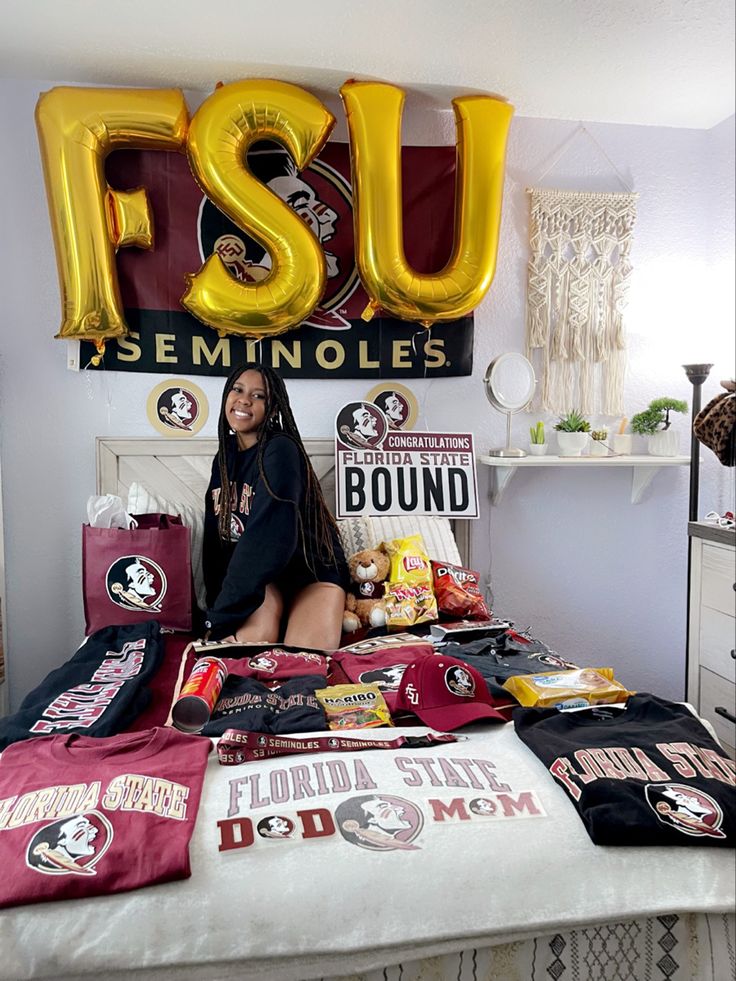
[{"left": 172, "top": 656, "right": 228, "bottom": 733}]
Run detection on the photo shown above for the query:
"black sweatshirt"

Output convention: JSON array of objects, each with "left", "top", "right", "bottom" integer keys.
[
  {"left": 514, "top": 693, "right": 736, "bottom": 846},
  {"left": 203, "top": 434, "right": 347, "bottom": 639},
  {"left": 0, "top": 622, "right": 164, "bottom": 750}
]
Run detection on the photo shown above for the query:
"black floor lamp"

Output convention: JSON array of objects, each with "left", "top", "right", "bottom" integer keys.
[
  {"left": 682, "top": 362, "right": 713, "bottom": 701},
  {"left": 682, "top": 363, "right": 713, "bottom": 522}
]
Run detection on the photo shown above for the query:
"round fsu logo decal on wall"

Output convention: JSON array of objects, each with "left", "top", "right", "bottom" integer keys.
[
  {"left": 365, "top": 382, "right": 418, "bottom": 431},
  {"left": 106, "top": 555, "right": 167, "bottom": 613},
  {"left": 147, "top": 379, "right": 208, "bottom": 437}
]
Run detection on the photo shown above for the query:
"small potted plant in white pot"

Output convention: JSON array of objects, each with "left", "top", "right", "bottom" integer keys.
[
  {"left": 590, "top": 429, "right": 610, "bottom": 456},
  {"left": 528, "top": 421, "right": 547, "bottom": 455},
  {"left": 631, "top": 397, "right": 688, "bottom": 456},
  {"left": 554, "top": 410, "right": 591, "bottom": 456}
]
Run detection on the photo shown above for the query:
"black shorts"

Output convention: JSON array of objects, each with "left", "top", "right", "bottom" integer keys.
[{"left": 275, "top": 531, "right": 349, "bottom": 600}]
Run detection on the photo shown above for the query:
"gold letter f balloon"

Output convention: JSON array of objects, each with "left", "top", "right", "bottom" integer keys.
[
  {"left": 341, "top": 81, "right": 514, "bottom": 327},
  {"left": 35, "top": 87, "right": 189, "bottom": 356}
]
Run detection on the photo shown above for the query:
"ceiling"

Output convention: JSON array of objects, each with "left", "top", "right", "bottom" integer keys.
[{"left": 1, "top": 0, "right": 733, "bottom": 129}]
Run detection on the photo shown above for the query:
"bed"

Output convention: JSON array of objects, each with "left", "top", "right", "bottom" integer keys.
[{"left": 0, "top": 438, "right": 732, "bottom": 981}]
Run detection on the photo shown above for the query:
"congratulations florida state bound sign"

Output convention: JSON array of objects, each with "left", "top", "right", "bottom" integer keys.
[{"left": 335, "top": 402, "right": 478, "bottom": 518}]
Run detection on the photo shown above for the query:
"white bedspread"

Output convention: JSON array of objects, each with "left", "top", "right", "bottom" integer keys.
[{"left": 0, "top": 722, "right": 733, "bottom": 981}]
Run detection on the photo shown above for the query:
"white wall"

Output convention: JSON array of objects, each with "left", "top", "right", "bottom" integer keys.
[{"left": 0, "top": 78, "right": 733, "bottom": 710}]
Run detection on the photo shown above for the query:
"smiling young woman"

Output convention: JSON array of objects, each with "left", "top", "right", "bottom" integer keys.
[
  {"left": 224, "top": 371, "right": 268, "bottom": 448},
  {"left": 202, "top": 363, "right": 348, "bottom": 649}
]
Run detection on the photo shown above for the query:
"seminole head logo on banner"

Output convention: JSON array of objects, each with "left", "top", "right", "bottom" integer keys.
[
  {"left": 199, "top": 141, "right": 359, "bottom": 332},
  {"left": 35, "top": 80, "right": 513, "bottom": 378}
]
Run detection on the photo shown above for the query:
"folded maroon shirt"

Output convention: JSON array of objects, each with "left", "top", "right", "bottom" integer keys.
[
  {"left": 329, "top": 638, "right": 435, "bottom": 712},
  {"left": 0, "top": 727, "right": 211, "bottom": 909}
]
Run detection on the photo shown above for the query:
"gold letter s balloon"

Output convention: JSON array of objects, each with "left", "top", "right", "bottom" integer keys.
[
  {"left": 35, "top": 87, "right": 189, "bottom": 354},
  {"left": 341, "top": 81, "right": 514, "bottom": 326},
  {"left": 182, "top": 80, "right": 335, "bottom": 340}
]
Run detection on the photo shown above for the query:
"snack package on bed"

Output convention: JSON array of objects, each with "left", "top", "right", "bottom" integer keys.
[
  {"left": 431, "top": 560, "right": 490, "bottom": 620},
  {"left": 503, "top": 667, "right": 633, "bottom": 710},
  {"left": 383, "top": 534, "right": 433, "bottom": 587},
  {"left": 315, "top": 683, "right": 393, "bottom": 729},
  {"left": 384, "top": 582, "right": 438, "bottom": 630}
]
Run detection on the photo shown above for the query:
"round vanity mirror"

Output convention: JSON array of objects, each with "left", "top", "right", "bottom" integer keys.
[{"left": 483, "top": 352, "right": 537, "bottom": 457}]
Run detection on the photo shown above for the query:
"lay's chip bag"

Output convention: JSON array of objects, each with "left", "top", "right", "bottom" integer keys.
[{"left": 384, "top": 535, "right": 433, "bottom": 587}]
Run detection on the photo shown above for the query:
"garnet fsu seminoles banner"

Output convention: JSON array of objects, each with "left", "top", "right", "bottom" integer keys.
[{"left": 80, "top": 141, "right": 474, "bottom": 378}]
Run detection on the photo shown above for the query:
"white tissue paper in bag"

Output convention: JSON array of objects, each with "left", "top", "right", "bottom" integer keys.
[{"left": 86, "top": 495, "right": 136, "bottom": 529}]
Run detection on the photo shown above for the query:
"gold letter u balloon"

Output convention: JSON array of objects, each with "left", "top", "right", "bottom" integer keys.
[
  {"left": 341, "top": 81, "right": 514, "bottom": 327},
  {"left": 182, "top": 80, "right": 335, "bottom": 340}
]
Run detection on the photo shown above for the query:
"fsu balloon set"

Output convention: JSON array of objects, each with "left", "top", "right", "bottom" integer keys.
[{"left": 35, "top": 80, "right": 514, "bottom": 358}]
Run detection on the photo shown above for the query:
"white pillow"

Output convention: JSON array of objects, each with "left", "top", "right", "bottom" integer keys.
[
  {"left": 336, "top": 514, "right": 462, "bottom": 566},
  {"left": 335, "top": 517, "right": 374, "bottom": 558},
  {"left": 367, "top": 515, "right": 462, "bottom": 565},
  {"left": 127, "top": 482, "right": 207, "bottom": 611}
]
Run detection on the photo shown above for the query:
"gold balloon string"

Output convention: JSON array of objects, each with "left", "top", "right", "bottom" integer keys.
[
  {"left": 83, "top": 349, "right": 103, "bottom": 371},
  {"left": 410, "top": 326, "right": 433, "bottom": 432},
  {"left": 82, "top": 354, "right": 115, "bottom": 429}
]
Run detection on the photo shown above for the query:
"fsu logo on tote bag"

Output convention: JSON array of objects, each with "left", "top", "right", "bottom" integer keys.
[
  {"left": 82, "top": 515, "right": 191, "bottom": 634},
  {"left": 105, "top": 555, "right": 168, "bottom": 613}
]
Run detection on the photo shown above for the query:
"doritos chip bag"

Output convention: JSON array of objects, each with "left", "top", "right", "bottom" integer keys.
[
  {"left": 431, "top": 560, "right": 490, "bottom": 620},
  {"left": 383, "top": 535, "right": 433, "bottom": 587}
]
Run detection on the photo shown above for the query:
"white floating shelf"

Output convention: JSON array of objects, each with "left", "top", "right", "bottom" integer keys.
[{"left": 478, "top": 454, "right": 690, "bottom": 505}]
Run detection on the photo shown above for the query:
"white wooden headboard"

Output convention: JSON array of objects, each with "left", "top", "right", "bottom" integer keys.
[{"left": 96, "top": 437, "right": 471, "bottom": 566}]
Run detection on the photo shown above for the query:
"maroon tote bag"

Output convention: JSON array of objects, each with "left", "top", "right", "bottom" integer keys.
[{"left": 82, "top": 514, "right": 192, "bottom": 634}]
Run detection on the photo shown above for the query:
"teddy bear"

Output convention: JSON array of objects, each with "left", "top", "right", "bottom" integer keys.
[{"left": 342, "top": 547, "right": 391, "bottom": 633}]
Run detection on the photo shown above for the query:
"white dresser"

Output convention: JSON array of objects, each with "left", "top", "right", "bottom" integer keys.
[{"left": 687, "top": 522, "right": 736, "bottom": 757}]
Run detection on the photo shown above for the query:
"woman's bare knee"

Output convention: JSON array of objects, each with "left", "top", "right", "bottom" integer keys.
[
  {"left": 284, "top": 582, "right": 346, "bottom": 650},
  {"left": 233, "top": 584, "right": 283, "bottom": 643}
]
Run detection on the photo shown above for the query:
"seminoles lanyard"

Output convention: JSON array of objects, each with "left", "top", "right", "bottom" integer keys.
[{"left": 217, "top": 730, "right": 461, "bottom": 765}]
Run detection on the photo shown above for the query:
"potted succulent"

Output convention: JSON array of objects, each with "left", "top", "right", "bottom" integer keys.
[
  {"left": 554, "top": 410, "right": 591, "bottom": 457},
  {"left": 590, "top": 429, "right": 610, "bottom": 457},
  {"left": 528, "top": 421, "right": 547, "bottom": 456},
  {"left": 631, "top": 397, "right": 688, "bottom": 456}
]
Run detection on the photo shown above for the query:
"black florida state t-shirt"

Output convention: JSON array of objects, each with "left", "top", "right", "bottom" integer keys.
[{"left": 514, "top": 693, "right": 736, "bottom": 847}]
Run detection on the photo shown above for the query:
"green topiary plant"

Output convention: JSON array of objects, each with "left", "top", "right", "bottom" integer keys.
[
  {"left": 553, "top": 410, "right": 591, "bottom": 433},
  {"left": 631, "top": 397, "right": 688, "bottom": 435},
  {"left": 529, "top": 421, "right": 545, "bottom": 444}
]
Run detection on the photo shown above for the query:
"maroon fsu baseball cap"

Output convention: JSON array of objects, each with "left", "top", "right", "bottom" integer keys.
[{"left": 395, "top": 655, "right": 509, "bottom": 731}]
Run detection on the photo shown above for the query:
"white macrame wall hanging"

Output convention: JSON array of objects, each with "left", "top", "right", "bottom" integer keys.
[{"left": 525, "top": 187, "right": 638, "bottom": 416}]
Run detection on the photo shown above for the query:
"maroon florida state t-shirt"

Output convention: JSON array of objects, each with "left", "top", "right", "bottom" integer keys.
[{"left": 0, "top": 727, "right": 211, "bottom": 908}]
